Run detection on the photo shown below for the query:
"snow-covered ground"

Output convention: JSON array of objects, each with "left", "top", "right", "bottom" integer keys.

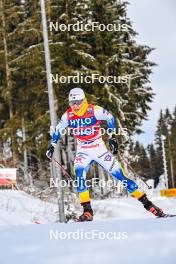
[
  {"left": 0, "top": 190, "right": 176, "bottom": 264},
  {"left": 0, "top": 190, "right": 58, "bottom": 225}
]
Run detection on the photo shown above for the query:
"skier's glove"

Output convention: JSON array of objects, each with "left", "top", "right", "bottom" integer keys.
[
  {"left": 46, "top": 144, "right": 55, "bottom": 160},
  {"left": 109, "top": 134, "right": 118, "bottom": 155}
]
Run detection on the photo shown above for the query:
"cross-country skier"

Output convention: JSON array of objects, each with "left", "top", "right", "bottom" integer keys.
[{"left": 46, "top": 88, "right": 166, "bottom": 221}]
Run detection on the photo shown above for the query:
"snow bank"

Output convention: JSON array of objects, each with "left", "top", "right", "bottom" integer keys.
[{"left": 0, "top": 190, "right": 58, "bottom": 225}]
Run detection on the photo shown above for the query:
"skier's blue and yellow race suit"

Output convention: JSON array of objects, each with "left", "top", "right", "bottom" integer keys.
[{"left": 51, "top": 101, "right": 144, "bottom": 203}]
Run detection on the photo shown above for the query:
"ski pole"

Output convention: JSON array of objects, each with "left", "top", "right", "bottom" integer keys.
[
  {"left": 116, "top": 117, "right": 152, "bottom": 189},
  {"left": 52, "top": 157, "right": 74, "bottom": 180},
  {"left": 118, "top": 154, "right": 152, "bottom": 189}
]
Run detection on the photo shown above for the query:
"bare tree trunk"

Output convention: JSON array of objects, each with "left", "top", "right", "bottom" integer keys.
[
  {"left": 40, "top": 0, "right": 65, "bottom": 222},
  {"left": 168, "top": 136, "right": 174, "bottom": 188},
  {"left": 98, "top": 165, "right": 106, "bottom": 198},
  {"left": 21, "top": 117, "right": 33, "bottom": 186}
]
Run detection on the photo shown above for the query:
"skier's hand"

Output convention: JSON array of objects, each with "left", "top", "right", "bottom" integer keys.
[
  {"left": 46, "top": 144, "right": 55, "bottom": 160},
  {"left": 109, "top": 134, "right": 118, "bottom": 155}
]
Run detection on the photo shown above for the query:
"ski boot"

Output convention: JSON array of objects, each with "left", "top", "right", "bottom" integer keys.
[
  {"left": 138, "top": 194, "right": 165, "bottom": 217},
  {"left": 77, "top": 202, "right": 93, "bottom": 222}
]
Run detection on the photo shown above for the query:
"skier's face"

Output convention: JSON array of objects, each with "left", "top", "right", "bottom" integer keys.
[{"left": 71, "top": 100, "right": 84, "bottom": 112}]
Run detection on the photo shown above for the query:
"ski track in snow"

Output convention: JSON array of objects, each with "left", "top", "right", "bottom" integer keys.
[{"left": 0, "top": 190, "right": 176, "bottom": 264}]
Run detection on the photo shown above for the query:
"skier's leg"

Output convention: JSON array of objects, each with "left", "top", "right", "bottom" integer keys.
[
  {"left": 94, "top": 145, "right": 140, "bottom": 195},
  {"left": 94, "top": 143, "right": 165, "bottom": 217},
  {"left": 74, "top": 151, "right": 93, "bottom": 221}
]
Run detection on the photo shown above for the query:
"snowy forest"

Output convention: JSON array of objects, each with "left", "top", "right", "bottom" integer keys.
[{"left": 0, "top": 0, "right": 175, "bottom": 196}]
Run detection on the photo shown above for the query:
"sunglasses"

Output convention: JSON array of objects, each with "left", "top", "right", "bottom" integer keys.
[{"left": 69, "top": 99, "right": 83, "bottom": 106}]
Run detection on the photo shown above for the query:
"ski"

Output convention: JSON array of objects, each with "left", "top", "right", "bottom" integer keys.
[{"left": 157, "top": 214, "right": 176, "bottom": 218}]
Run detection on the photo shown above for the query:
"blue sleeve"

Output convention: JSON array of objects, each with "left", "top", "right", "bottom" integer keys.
[{"left": 51, "top": 112, "right": 68, "bottom": 145}]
